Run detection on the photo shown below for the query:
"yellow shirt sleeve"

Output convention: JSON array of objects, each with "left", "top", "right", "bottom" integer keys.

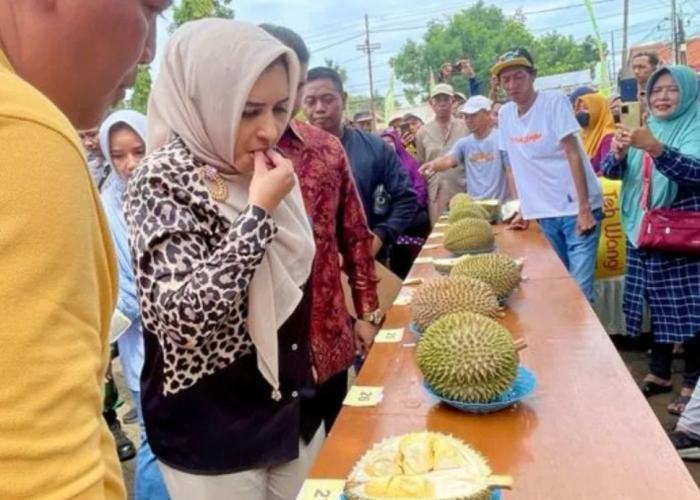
[{"left": 0, "top": 115, "right": 124, "bottom": 500}]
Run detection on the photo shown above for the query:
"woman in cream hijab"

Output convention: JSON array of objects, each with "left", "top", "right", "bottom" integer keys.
[{"left": 124, "top": 19, "right": 321, "bottom": 500}]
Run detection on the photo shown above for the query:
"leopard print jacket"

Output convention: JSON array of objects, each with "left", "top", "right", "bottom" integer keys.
[{"left": 125, "top": 138, "right": 277, "bottom": 395}]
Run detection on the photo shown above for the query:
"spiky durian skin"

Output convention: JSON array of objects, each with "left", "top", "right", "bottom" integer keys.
[
  {"left": 443, "top": 219, "right": 494, "bottom": 254},
  {"left": 417, "top": 313, "right": 518, "bottom": 403},
  {"left": 448, "top": 193, "right": 473, "bottom": 211},
  {"left": 448, "top": 203, "right": 490, "bottom": 224},
  {"left": 450, "top": 254, "right": 522, "bottom": 299},
  {"left": 410, "top": 277, "right": 501, "bottom": 331}
]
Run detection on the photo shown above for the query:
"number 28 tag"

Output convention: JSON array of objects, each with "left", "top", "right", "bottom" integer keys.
[{"left": 297, "top": 479, "right": 346, "bottom": 500}]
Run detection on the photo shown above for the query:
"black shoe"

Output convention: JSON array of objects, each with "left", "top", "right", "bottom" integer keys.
[
  {"left": 109, "top": 420, "right": 136, "bottom": 462},
  {"left": 668, "top": 429, "right": 700, "bottom": 461},
  {"left": 123, "top": 407, "right": 138, "bottom": 425},
  {"left": 641, "top": 381, "right": 673, "bottom": 398}
]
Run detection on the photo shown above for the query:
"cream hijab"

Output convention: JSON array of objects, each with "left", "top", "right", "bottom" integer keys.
[{"left": 148, "top": 19, "right": 315, "bottom": 396}]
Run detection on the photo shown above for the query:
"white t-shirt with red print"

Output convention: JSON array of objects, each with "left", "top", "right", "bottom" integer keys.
[{"left": 498, "top": 90, "right": 603, "bottom": 220}]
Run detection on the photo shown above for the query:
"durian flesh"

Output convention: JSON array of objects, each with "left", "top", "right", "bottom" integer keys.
[
  {"left": 345, "top": 432, "right": 499, "bottom": 500},
  {"left": 417, "top": 313, "right": 518, "bottom": 403},
  {"left": 450, "top": 253, "right": 524, "bottom": 299}
]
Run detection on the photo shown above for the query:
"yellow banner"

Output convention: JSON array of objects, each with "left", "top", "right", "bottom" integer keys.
[{"left": 595, "top": 178, "right": 626, "bottom": 278}]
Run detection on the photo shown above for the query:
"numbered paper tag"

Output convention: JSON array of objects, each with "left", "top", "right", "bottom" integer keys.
[
  {"left": 434, "top": 222, "right": 449, "bottom": 228},
  {"left": 298, "top": 479, "right": 346, "bottom": 500},
  {"left": 343, "top": 386, "right": 384, "bottom": 407},
  {"left": 422, "top": 243, "right": 440, "bottom": 250},
  {"left": 403, "top": 277, "right": 423, "bottom": 286},
  {"left": 413, "top": 256, "right": 434, "bottom": 265},
  {"left": 393, "top": 294, "right": 412, "bottom": 306},
  {"left": 375, "top": 328, "right": 404, "bottom": 343},
  {"left": 428, "top": 232, "right": 445, "bottom": 240}
]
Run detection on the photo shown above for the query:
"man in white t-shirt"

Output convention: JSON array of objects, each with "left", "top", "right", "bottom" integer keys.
[
  {"left": 419, "top": 95, "right": 515, "bottom": 204},
  {"left": 492, "top": 48, "right": 604, "bottom": 302}
]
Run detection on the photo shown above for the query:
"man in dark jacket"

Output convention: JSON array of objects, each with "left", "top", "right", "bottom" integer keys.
[{"left": 302, "top": 67, "right": 418, "bottom": 260}]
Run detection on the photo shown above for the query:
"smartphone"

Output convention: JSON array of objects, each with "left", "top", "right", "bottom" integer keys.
[
  {"left": 399, "top": 122, "right": 411, "bottom": 135},
  {"left": 451, "top": 62, "right": 462, "bottom": 74},
  {"left": 620, "top": 102, "right": 641, "bottom": 130}
]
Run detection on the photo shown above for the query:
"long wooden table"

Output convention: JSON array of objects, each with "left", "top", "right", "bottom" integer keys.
[{"left": 308, "top": 225, "right": 700, "bottom": 500}]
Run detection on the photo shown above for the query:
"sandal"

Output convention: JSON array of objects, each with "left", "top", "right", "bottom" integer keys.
[
  {"left": 642, "top": 380, "right": 673, "bottom": 398},
  {"left": 668, "top": 395, "right": 692, "bottom": 416}
]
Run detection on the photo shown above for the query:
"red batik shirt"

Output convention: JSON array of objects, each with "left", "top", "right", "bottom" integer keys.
[{"left": 279, "top": 120, "right": 379, "bottom": 383}]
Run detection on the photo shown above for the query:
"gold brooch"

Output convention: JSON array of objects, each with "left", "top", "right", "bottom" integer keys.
[{"left": 201, "top": 165, "right": 228, "bottom": 201}]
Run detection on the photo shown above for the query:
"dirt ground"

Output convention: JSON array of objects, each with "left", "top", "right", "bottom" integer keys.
[{"left": 114, "top": 336, "right": 700, "bottom": 499}]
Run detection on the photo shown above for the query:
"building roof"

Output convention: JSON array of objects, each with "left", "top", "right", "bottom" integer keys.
[{"left": 629, "top": 37, "right": 700, "bottom": 73}]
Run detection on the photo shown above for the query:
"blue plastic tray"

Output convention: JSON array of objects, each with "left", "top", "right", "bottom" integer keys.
[
  {"left": 409, "top": 321, "right": 422, "bottom": 337},
  {"left": 424, "top": 365, "right": 537, "bottom": 413}
]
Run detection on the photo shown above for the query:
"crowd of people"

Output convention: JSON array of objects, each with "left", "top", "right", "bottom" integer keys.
[{"left": 1, "top": 1, "right": 700, "bottom": 499}]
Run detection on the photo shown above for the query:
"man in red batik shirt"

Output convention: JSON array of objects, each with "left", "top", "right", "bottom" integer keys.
[{"left": 263, "top": 24, "right": 382, "bottom": 431}]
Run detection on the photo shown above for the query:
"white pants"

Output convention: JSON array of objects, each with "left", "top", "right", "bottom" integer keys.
[
  {"left": 679, "top": 381, "right": 700, "bottom": 437},
  {"left": 159, "top": 425, "right": 325, "bottom": 500}
]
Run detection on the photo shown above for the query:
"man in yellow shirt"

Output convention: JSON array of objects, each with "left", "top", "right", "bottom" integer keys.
[{"left": 0, "top": 1, "right": 169, "bottom": 499}]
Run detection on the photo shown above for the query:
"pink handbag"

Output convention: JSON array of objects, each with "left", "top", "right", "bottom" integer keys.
[{"left": 637, "top": 153, "right": 700, "bottom": 254}]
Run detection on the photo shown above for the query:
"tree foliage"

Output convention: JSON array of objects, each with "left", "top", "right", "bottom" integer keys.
[
  {"left": 170, "top": 0, "right": 234, "bottom": 32},
  {"left": 324, "top": 58, "right": 349, "bottom": 84},
  {"left": 392, "top": 1, "right": 602, "bottom": 102},
  {"left": 128, "top": 65, "right": 153, "bottom": 114}
]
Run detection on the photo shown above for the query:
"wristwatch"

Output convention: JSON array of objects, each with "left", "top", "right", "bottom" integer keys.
[{"left": 361, "top": 309, "right": 384, "bottom": 326}]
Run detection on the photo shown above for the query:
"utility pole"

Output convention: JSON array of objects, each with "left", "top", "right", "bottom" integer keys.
[
  {"left": 678, "top": 11, "right": 688, "bottom": 65},
  {"left": 621, "top": 0, "right": 630, "bottom": 76},
  {"left": 671, "top": 0, "right": 678, "bottom": 63},
  {"left": 357, "top": 14, "right": 380, "bottom": 131},
  {"left": 610, "top": 31, "right": 617, "bottom": 81}
]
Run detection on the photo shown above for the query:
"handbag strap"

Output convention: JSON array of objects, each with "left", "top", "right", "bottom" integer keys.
[{"left": 640, "top": 152, "right": 653, "bottom": 211}]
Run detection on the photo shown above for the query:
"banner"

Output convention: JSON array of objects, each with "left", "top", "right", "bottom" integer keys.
[
  {"left": 384, "top": 69, "right": 396, "bottom": 124},
  {"left": 595, "top": 178, "right": 626, "bottom": 279},
  {"left": 583, "top": 0, "right": 611, "bottom": 96}
]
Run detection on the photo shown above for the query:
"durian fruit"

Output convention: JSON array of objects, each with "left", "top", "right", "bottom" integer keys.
[
  {"left": 447, "top": 203, "right": 490, "bottom": 224},
  {"left": 433, "top": 256, "right": 470, "bottom": 276},
  {"left": 450, "top": 253, "right": 524, "bottom": 300},
  {"left": 410, "top": 276, "right": 502, "bottom": 331},
  {"left": 444, "top": 218, "right": 495, "bottom": 255},
  {"left": 473, "top": 199, "right": 501, "bottom": 221},
  {"left": 448, "top": 193, "right": 473, "bottom": 211},
  {"left": 345, "top": 432, "right": 513, "bottom": 500},
  {"left": 417, "top": 313, "right": 518, "bottom": 403}
]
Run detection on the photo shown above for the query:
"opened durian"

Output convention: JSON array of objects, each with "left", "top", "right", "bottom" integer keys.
[
  {"left": 473, "top": 199, "right": 501, "bottom": 221},
  {"left": 418, "top": 313, "right": 519, "bottom": 403},
  {"left": 448, "top": 193, "right": 473, "bottom": 211},
  {"left": 444, "top": 219, "right": 495, "bottom": 255},
  {"left": 411, "top": 276, "right": 502, "bottom": 331},
  {"left": 450, "top": 254, "right": 524, "bottom": 300},
  {"left": 345, "top": 432, "right": 513, "bottom": 500},
  {"left": 447, "top": 203, "right": 490, "bottom": 224}
]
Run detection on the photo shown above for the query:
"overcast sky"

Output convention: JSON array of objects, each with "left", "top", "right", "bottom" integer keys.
[{"left": 153, "top": 0, "right": 699, "bottom": 102}]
